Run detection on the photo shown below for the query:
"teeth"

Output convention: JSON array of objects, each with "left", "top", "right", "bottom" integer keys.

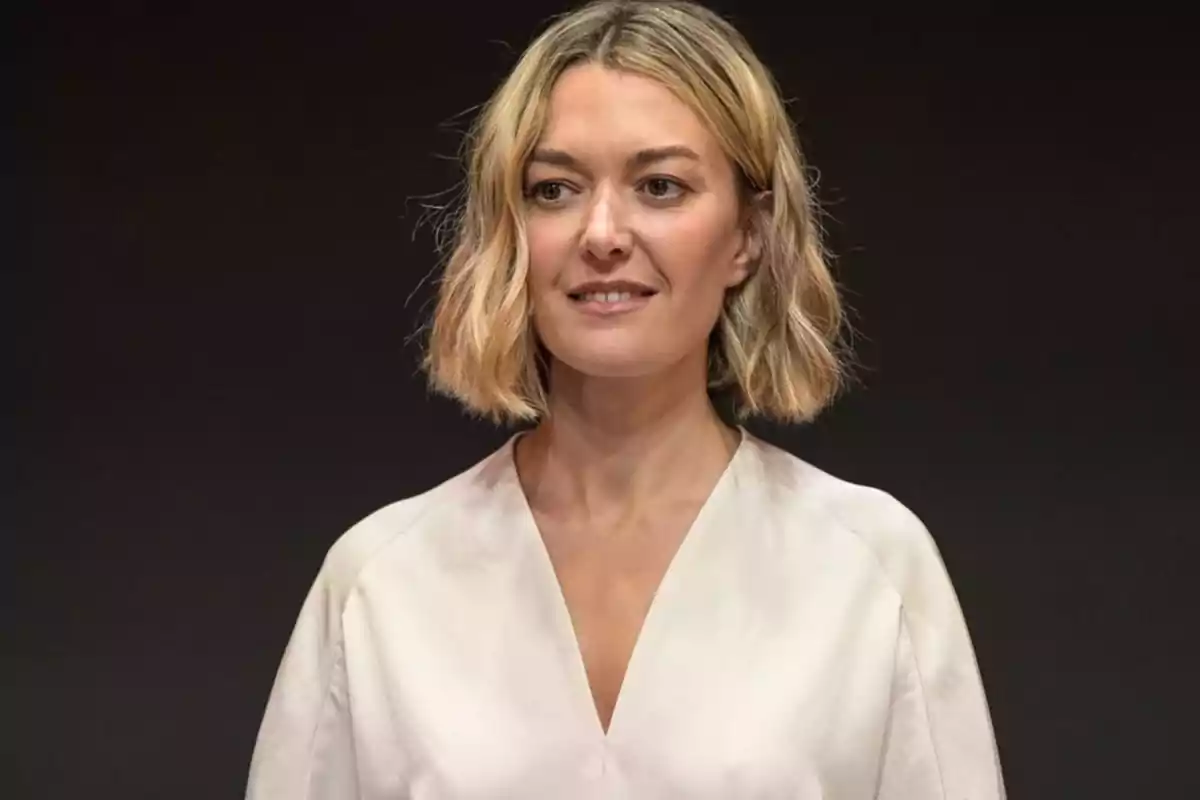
[{"left": 580, "top": 291, "right": 634, "bottom": 303}]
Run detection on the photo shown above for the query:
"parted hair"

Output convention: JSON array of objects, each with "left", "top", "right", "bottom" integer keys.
[{"left": 423, "top": 0, "right": 851, "bottom": 423}]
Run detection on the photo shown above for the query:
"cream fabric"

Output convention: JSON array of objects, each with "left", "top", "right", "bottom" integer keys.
[{"left": 247, "top": 430, "right": 1005, "bottom": 799}]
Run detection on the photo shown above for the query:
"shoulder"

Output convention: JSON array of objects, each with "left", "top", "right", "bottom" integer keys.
[
  {"left": 746, "top": 433, "right": 950, "bottom": 605},
  {"left": 314, "top": 437, "right": 516, "bottom": 609}
]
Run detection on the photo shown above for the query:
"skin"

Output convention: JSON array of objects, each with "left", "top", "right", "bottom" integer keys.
[{"left": 513, "top": 63, "right": 760, "bottom": 732}]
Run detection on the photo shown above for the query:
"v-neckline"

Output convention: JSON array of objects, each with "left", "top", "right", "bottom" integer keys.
[{"left": 506, "top": 429, "right": 749, "bottom": 742}]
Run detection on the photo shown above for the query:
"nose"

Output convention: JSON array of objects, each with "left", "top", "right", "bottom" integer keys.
[{"left": 580, "top": 186, "right": 632, "bottom": 263}]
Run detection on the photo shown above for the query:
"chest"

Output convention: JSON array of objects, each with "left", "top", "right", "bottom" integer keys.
[
  {"left": 341, "top": 507, "right": 904, "bottom": 799},
  {"left": 533, "top": 513, "right": 692, "bottom": 732}
]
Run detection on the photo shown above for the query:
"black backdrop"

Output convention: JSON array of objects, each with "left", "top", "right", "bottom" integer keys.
[{"left": 14, "top": 3, "right": 1198, "bottom": 798}]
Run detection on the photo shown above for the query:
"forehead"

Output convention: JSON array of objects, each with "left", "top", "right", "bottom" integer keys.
[{"left": 537, "top": 63, "right": 721, "bottom": 161}]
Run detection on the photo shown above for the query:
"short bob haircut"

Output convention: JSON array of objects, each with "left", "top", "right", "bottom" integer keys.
[{"left": 424, "top": 0, "right": 849, "bottom": 424}]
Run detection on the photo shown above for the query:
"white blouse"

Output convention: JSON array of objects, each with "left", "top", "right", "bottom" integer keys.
[{"left": 247, "top": 430, "right": 1005, "bottom": 799}]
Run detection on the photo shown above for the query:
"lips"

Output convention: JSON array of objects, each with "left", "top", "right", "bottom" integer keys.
[
  {"left": 567, "top": 285, "right": 657, "bottom": 316},
  {"left": 570, "top": 288, "right": 655, "bottom": 304},
  {"left": 567, "top": 280, "right": 657, "bottom": 301}
]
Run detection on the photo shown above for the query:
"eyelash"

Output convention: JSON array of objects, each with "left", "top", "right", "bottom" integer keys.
[{"left": 525, "top": 176, "right": 689, "bottom": 204}]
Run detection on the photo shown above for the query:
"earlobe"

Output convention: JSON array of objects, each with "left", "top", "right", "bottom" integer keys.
[
  {"left": 728, "top": 239, "right": 757, "bottom": 287},
  {"left": 730, "top": 191, "right": 770, "bottom": 287},
  {"left": 727, "top": 266, "right": 750, "bottom": 289}
]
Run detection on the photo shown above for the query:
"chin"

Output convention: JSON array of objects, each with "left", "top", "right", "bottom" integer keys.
[
  {"left": 549, "top": 345, "right": 667, "bottom": 381},
  {"left": 562, "top": 355, "right": 662, "bottom": 380}
]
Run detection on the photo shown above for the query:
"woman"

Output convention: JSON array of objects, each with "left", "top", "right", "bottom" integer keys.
[{"left": 247, "top": 1, "right": 1005, "bottom": 797}]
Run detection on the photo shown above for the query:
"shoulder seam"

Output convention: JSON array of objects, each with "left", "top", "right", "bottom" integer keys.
[
  {"left": 900, "top": 613, "right": 950, "bottom": 797},
  {"left": 298, "top": 634, "right": 346, "bottom": 800},
  {"left": 819, "top": 485, "right": 911, "bottom": 606},
  {"left": 329, "top": 486, "right": 447, "bottom": 616}
]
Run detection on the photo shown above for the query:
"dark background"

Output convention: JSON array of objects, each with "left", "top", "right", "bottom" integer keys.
[{"left": 13, "top": 3, "right": 1197, "bottom": 798}]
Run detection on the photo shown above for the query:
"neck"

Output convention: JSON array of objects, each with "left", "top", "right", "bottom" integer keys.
[{"left": 516, "top": 354, "right": 740, "bottom": 522}]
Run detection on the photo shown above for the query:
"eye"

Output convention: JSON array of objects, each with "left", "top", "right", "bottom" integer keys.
[
  {"left": 526, "top": 180, "right": 575, "bottom": 205},
  {"left": 640, "top": 176, "right": 687, "bottom": 201}
]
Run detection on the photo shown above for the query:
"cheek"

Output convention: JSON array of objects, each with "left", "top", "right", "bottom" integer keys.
[
  {"left": 525, "top": 216, "right": 574, "bottom": 291},
  {"left": 643, "top": 207, "right": 742, "bottom": 294}
]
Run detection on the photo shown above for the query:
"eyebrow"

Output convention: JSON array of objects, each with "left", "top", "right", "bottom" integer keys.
[{"left": 528, "top": 145, "right": 701, "bottom": 173}]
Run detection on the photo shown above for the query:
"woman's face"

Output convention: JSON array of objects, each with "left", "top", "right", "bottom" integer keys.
[{"left": 523, "top": 63, "right": 756, "bottom": 381}]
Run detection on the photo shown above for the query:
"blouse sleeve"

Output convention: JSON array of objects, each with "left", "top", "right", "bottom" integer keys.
[
  {"left": 245, "top": 566, "right": 360, "bottom": 799},
  {"left": 870, "top": 499, "right": 1006, "bottom": 799},
  {"left": 245, "top": 495, "right": 428, "bottom": 798}
]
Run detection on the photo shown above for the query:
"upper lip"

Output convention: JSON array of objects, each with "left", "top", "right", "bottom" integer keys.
[{"left": 566, "top": 280, "right": 658, "bottom": 297}]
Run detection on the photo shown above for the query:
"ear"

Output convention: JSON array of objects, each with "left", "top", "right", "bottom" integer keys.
[{"left": 729, "top": 190, "right": 771, "bottom": 288}]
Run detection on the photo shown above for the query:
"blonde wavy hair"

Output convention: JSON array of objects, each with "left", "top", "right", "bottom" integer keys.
[{"left": 424, "top": 0, "right": 851, "bottom": 424}]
